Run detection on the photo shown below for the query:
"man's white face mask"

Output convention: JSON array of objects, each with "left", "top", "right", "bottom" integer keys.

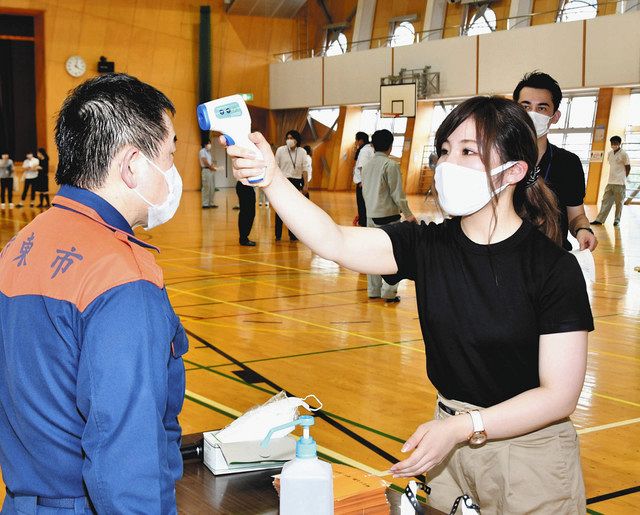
[
  {"left": 528, "top": 111, "right": 552, "bottom": 138},
  {"left": 133, "top": 154, "right": 183, "bottom": 230}
]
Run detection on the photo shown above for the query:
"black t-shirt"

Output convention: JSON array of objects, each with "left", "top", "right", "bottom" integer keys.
[
  {"left": 381, "top": 218, "right": 593, "bottom": 408},
  {"left": 539, "top": 143, "right": 585, "bottom": 250}
]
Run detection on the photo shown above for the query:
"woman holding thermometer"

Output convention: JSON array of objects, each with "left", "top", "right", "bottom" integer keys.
[{"left": 222, "top": 96, "right": 592, "bottom": 514}]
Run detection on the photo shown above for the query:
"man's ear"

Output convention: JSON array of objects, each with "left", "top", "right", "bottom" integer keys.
[
  {"left": 551, "top": 109, "right": 561, "bottom": 125},
  {"left": 507, "top": 161, "right": 528, "bottom": 184},
  {"left": 120, "top": 147, "right": 141, "bottom": 189}
]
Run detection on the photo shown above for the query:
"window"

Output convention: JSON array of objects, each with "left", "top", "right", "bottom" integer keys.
[
  {"left": 548, "top": 94, "right": 597, "bottom": 180},
  {"left": 309, "top": 108, "right": 340, "bottom": 129},
  {"left": 557, "top": 0, "right": 597, "bottom": 22},
  {"left": 623, "top": 91, "right": 640, "bottom": 203},
  {"left": 466, "top": 7, "right": 496, "bottom": 36},
  {"left": 390, "top": 21, "right": 415, "bottom": 47},
  {"left": 359, "top": 108, "right": 408, "bottom": 158},
  {"left": 325, "top": 32, "right": 347, "bottom": 56}
]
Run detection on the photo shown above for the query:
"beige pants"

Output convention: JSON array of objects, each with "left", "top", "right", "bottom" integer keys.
[{"left": 427, "top": 395, "right": 586, "bottom": 515}]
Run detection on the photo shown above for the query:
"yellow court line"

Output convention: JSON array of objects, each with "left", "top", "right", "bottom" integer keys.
[
  {"left": 163, "top": 243, "right": 371, "bottom": 286},
  {"left": 577, "top": 417, "right": 640, "bottom": 435},
  {"left": 163, "top": 259, "right": 416, "bottom": 316},
  {"left": 179, "top": 313, "right": 421, "bottom": 337},
  {"left": 167, "top": 286, "right": 424, "bottom": 352},
  {"left": 592, "top": 281, "right": 627, "bottom": 289},
  {"left": 588, "top": 350, "right": 640, "bottom": 363},
  {"left": 184, "top": 389, "right": 388, "bottom": 476},
  {"left": 592, "top": 392, "right": 640, "bottom": 409},
  {"left": 163, "top": 244, "right": 312, "bottom": 273},
  {"left": 594, "top": 318, "right": 640, "bottom": 330}
]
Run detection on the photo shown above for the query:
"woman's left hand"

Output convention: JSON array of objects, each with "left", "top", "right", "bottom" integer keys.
[{"left": 389, "top": 417, "right": 468, "bottom": 477}]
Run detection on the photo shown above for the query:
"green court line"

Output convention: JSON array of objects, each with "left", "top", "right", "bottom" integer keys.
[
  {"left": 206, "top": 341, "right": 389, "bottom": 369},
  {"left": 185, "top": 393, "right": 239, "bottom": 420},
  {"left": 182, "top": 358, "right": 406, "bottom": 443},
  {"left": 587, "top": 509, "right": 604, "bottom": 515}
]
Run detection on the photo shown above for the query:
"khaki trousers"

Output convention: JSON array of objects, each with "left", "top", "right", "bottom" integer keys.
[
  {"left": 595, "top": 184, "right": 626, "bottom": 224},
  {"left": 427, "top": 395, "right": 586, "bottom": 515}
]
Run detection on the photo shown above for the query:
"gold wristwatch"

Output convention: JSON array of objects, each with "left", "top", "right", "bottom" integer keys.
[{"left": 467, "top": 410, "right": 487, "bottom": 446}]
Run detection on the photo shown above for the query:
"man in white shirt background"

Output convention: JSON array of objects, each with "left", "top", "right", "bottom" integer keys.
[
  {"left": 199, "top": 141, "right": 218, "bottom": 209},
  {"left": 591, "top": 136, "right": 631, "bottom": 227},
  {"left": 0, "top": 153, "right": 15, "bottom": 209},
  {"left": 353, "top": 132, "right": 374, "bottom": 227},
  {"left": 303, "top": 145, "right": 313, "bottom": 199},
  {"left": 273, "top": 129, "right": 307, "bottom": 241},
  {"left": 17, "top": 151, "right": 39, "bottom": 208}
]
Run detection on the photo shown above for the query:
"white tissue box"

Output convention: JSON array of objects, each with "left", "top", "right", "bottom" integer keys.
[{"left": 203, "top": 430, "right": 297, "bottom": 475}]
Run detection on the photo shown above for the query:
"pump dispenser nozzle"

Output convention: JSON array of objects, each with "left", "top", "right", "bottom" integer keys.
[{"left": 261, "top": 415, "right": 317, "bottom": 459}]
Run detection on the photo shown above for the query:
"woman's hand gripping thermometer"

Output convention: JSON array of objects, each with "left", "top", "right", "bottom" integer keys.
[{"left": 197, "top": 94, "right": 265, "bottom": 183}]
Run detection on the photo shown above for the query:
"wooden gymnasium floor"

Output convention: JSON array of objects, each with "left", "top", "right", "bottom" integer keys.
[{"left": 0, "top": 188, "right": 638, "bottom": 514}]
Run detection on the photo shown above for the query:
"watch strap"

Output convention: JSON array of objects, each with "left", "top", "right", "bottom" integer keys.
[{"left": 468, "top": 410, "right": 484, "bottom": 433}]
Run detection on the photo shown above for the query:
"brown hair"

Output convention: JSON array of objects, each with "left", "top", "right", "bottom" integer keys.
[{"left": 435, "top": 96, "right": 562, "bottom": 246}]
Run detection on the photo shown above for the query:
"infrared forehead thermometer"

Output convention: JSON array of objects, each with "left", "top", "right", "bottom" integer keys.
[{"left": 197, "top": 94, "right": 264, "bottom": 183}]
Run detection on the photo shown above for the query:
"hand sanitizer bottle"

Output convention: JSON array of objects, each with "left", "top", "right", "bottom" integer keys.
[{"left": 261, "top": 415, "right": 333, "bottom": 514}]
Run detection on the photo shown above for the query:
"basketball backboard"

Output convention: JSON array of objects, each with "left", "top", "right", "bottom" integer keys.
[{"left": 380, "top": 83, "right": 416, "bottom": 118}]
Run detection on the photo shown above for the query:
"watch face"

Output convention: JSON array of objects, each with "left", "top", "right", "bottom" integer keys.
[
  {"left": 469, "top": 431, "right": 487, "bottom": 446},
  {"left": 65, "top": 56, "right": 86, "bottom": 77}
]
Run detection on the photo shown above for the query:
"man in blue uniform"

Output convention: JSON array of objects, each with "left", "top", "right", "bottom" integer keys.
[{"left": 0, "top": 74, "right": 187, "bottom": 513}]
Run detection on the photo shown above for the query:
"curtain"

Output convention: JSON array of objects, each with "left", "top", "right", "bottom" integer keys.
[{"left": 271, "top": 108, "right": 308, "bottom": 147}]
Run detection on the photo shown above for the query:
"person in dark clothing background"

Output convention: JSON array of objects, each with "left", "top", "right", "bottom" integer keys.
[
  {"left": 513, "top": 71, "right": 597, "bottom": 251},
  {"left": 236, "top": 180, "right": 256, "bottom": 246},
  {"left": 36, "top": 147, "right": 50, "bottom": 208}
]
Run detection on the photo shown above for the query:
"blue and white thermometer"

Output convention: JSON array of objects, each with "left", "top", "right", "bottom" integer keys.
[{"left": 197, "top": 94, "right": 264, "bottom": 183}]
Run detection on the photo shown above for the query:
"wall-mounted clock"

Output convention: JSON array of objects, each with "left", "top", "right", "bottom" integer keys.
[{"left": 65, "top": 55, "right": 87, "bottom": 78}]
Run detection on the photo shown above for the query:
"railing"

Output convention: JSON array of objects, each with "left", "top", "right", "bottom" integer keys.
[{"left": 273, "top": 0, "right": 635, "bottom": 62}]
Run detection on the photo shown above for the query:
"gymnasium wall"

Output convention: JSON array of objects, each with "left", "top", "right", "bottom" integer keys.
[
  {"left": 270, "top": 11, "right": 640, "bottom": 110},
  {"left": 0, "top": 0, "right": 300, "bottom": 191}
]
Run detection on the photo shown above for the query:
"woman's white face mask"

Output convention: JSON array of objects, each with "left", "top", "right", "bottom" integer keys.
[{"left": 435, "top": 161, "right": 517, "bottom": 217}]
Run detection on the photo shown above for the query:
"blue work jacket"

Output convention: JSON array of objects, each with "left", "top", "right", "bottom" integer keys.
[{"left": 0, "top": 185, "right": 187, "bottom": 513}]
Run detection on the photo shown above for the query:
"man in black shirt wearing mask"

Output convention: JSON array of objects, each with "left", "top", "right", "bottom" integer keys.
[{"left": 513, "top": 72, "right": 598, "bottom": 251}]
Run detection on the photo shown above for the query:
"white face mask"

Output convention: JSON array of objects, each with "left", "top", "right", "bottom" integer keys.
[
  {"left": 286, "top": 139, "right": 296, "bottom": 149},
  {"left": 435, "top": 161, "right": 517, "bottom": 217},
  {"left": 528, "top": 111, "right": 552, "bottom": 138},
  {"left": 215, "top": 392, "right": 322, "bottom": 444},
  {"left": 133, "top": 154, "right": 183, "bottom": 230}
]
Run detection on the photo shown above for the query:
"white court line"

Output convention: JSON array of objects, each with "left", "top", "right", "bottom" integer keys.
[
  {"left": 184, "top": 389, "right": 388, "bottom": 476},
  {"left": 577, "top": 417, "right": 640, "bottom": 435}
]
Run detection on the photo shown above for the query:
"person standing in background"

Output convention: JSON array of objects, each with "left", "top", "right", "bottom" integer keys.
[
  {"left": 353, "top": 132, "right": 374, "bottom": 227},
  {"left": 236, "top": 181, "right": 256, "bottom": 246},
  {"left": 273, "top": 130, "right": 306, "bottom": 241},
  {"left": 303, "top": 145, "right": 313, "bottom": 199},
  {"left": 591, "top": 136, "right": 631, "bottom": 227},
  {"left": 0, "top": 154, "right": 13, "bottom": 209},
  {"left": 17, "top": 151, "right": 39, "bottom": 208},
  {"left": 513, "top": 72, "right": 597, "bottom": 251},
  {"left": 362, "top": 129, "right": 416, "bottom": 303},
  {"left": 0, "top": 153, "right": 14, "bottom": 209},
  {"left": 199, "top": 141, "right": 218, "bottom": 209},
  {"left": 36, "top": 147, "right": 51, "bottom": 208}
]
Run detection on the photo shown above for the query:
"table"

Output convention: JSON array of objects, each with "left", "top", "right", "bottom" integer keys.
[{"left": 176, "top": 434, "right": 445, "bottom": 514}]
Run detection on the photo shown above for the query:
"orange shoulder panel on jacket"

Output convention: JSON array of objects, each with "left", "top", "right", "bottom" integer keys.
[{"left": 0, "top": 205, "right": 164, "bottom": 312}]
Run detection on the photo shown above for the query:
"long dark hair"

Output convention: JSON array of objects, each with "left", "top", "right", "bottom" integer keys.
[{"left": 435, "top": 96, "right": 561, "bottom": 245}]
